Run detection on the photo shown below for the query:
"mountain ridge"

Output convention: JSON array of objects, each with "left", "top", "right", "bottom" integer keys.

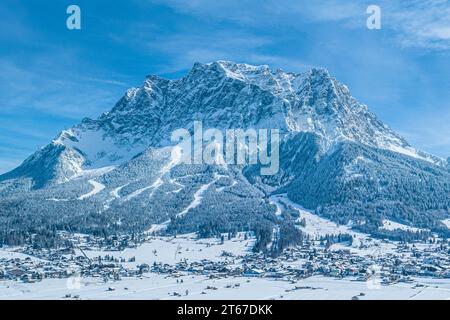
[
  {"left": 1, "top": 61, "right": 449, "bottom": 244},
  {"left": 2, "top": 60, "right": 444, "bottom": 187}
]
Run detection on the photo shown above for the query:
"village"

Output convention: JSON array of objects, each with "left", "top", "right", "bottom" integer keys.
[{"left": 0, "top": 230, "right": 449, "bottom": 297}]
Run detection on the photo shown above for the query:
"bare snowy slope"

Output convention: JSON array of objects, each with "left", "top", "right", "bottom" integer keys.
[{"left": 1, "top": 61, "right": 449, "bottom": 240}]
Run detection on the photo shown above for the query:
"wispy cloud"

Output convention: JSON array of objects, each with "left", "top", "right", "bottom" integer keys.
[
  {"left": 150, "top": 0, "right": 364, "bottom": 27},
  {"left": 153, "top": 0, "right": 450, "bottom": 50},
  {"left": 113, "top": 17, "right": 311, "bottom": 74},
  {"left": 0, "top": 1, "right": 35, "bottom": 42},
  {"left": 0, "top": 57, "right": 129, "bottom": 120},
  {"left": 385, "top": 0, "right": 450, "bottom": 49},
  {"left": 144, "top": 32, "right": 288, "bottom": 72}
]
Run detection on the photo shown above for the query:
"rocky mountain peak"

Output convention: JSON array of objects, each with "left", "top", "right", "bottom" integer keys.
[{"left": 1, "top": 61, "right": 445, "bottom": 188}]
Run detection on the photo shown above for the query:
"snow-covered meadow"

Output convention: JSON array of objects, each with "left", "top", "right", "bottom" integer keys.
[{"left": 1, "top": 274, "right": 450, "bottom": 300}]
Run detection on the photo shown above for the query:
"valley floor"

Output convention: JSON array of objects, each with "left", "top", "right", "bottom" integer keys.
[
  {"left": 0, "top": 229, "right": 450, "bottom": 300},
  {"left": 0, "top": 274, "right": 450, "bottom": 300},
  {"left": 1, "top": 197, "right": 449, "bottom": 300}
]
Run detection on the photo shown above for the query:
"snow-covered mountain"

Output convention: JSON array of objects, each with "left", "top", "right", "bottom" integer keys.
[{"left": 1, "top": 61, "right": 449, "bottom": 241}]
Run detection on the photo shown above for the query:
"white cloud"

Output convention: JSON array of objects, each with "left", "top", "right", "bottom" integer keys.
[
  {"left": 140, "top": 30, "right": 308, "bottom": 73},
  {"left": 153, "top": 0, "right": 450, "bottom": 50},
  {"left": 384, "top": 0, "right": 450, "bottom": 49},
  {"left": 151, "top": 0, "right": 364, "bottom": 26}
]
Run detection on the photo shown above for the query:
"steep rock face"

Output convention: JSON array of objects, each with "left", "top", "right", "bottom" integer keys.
[
  {"left": 4, "top": 60, "right": 439, "bottom": 189},
  {"left": 0, "top": 61, "right": 449, "bottom": 238}
]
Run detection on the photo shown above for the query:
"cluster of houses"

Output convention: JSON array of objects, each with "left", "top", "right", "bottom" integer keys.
[
  {"left": 144, "top": 241, "right": 450, "bottom": 284},
  {"left": 0, "top": 233, "right": 449, "bottom": 285},
  {"left": 0, "top": 256, "right": 71, "bottom": 283},
  {"left": 0, "top": 253, "right": 152, "bottom": 283}
]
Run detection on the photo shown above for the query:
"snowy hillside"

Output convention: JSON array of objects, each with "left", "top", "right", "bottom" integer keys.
[{"left": 1, "top": 61, "right": 450, "bottom": 244}]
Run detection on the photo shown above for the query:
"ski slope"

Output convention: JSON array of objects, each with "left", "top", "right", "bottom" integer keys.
[
  {"left": 176, "top": 175, "right": 220, "bottom": 218},
  {"left": 78, "top": 180, "right": 105, "bottom": 200}
]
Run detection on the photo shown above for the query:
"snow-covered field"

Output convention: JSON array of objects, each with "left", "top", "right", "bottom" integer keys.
[
  {"left": 270, "top": 195, "right": 404, "bottom": 257},
  {"left": 78, "top": 233, "right": 255, "bottom": 267},
  {"left": 381, "top": 220, "right": 425, "bottom": 233},
  {"left": 1, "top": 274, "right": 449, "bottom": 300},
  {"left": 442, "top": 219, "right": 450, "bottom": 229},
  {"left": 272, "top": 195, "right": 374, "bottom": 251},
  {"left": 270, "top": 194, "right": 361, "bottom": 238}
]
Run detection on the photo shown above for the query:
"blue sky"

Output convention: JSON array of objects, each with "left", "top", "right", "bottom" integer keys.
[{"left": 0, "top": 0, "right": 449, "bottom": 173}]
